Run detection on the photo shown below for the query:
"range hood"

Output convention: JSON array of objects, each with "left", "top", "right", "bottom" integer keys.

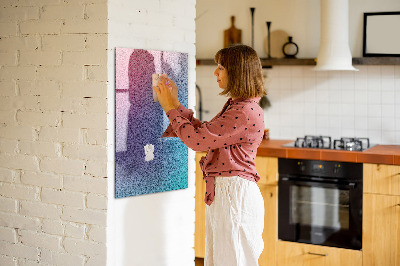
[{"left": 314, "top": 0, "right": 358, "bottom": 71}]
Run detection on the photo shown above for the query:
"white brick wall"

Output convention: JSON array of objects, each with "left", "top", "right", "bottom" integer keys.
[{"left": 0, "top": 0, "right": 108, "bottom": 265}]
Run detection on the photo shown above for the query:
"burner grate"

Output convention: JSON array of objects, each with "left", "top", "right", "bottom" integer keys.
[
  {"left": 333, "top": 137, "right": 370, "bottom": 151},
  {"left": 295, "top": 135, "right": 332, "bottom": 149}
]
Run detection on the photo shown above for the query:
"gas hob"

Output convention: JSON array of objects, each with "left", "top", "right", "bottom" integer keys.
[{"left": 282, "top": 135, "right": 374, "bottom": 151}]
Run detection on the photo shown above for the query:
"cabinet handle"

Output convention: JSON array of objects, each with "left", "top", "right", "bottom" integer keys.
[
  {"left": 397, "top": 204, "right": 400, "bottom": 207},
  {"left": 307, "top": 252, "right": 328, "bottom": 256}
]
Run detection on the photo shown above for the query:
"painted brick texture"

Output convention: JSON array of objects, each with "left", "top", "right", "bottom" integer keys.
[{"left": 0, "top": 0, "right": 108, "bottom": 265}]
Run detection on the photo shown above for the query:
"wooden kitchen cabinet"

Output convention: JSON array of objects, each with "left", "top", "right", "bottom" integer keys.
[
  {"left": 364, "top": 163, "right": 400, "bottom": 196},
  {"left": 195, "top": 152, "right": 207, "bottom": 258},
  {"left": 258, "top": 184, "right": 278, "bottom": 266},
  {"left": 276, "top": 241, "right": 362, "bottom": 266},
  {"left": 363, "top": 193, "right": 400, "bottom": 266},
  {"left": 363, "top": 163, "right": 400, "bottom": 266},
  {"left": 255, "top": 156, "right": 278, "bottom": 186},
  {"left": 256, "top": 156, "right": 278, "bottom": 266}
]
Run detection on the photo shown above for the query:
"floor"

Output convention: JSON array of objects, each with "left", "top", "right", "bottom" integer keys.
[{"left": 195, "top": 257, "right": 204, "bottom": 266}]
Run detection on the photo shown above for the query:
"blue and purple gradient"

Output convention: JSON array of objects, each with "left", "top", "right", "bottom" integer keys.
[{"left": 115, "top": 48, "right": 188, "bottom": 198}]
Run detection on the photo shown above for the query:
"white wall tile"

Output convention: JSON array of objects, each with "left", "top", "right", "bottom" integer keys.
[
  {"left": 367, "top": 104, "right": 382, "bottom": 118},
  {"left": 316, "top": 89, "right": 329, "bottom": 103},
  {"left": 382, "top": 90, "right": 395, "bottom": 104},
  {"left": 328, "top": 88, "right": 341, "bottom": 103},
  {"left": 382, "top": 105, "right": 395, "bottom": 118},
  {"left": 382, "top": 78, "right": 395, "bottom": 91},
  {"left": 329, "top": 103, "right": 341, "bottom": 116},
  {"left": 395, "top": 66, "right": 400, "bottom": 78},
  {"left": 395, "top": 118, "right": 400, "bottom": 131},
  {"left": 354, "top": 88, "right": 368, "bottom": 104},
  {"left": 316, "top": 103, "right": 329, "bottom": 115},
  {"left": 304, "top": 102, "right": 316, "bottom": 115},
  {"left": 368, "top": 117, "right": 382, "bottom": 131},
  {"left": 355, "top": 117, "right": 368, "bottom": 130},
  {"left": 342, "top": 128, "right": 355, "bottom": 137},
  {"left": 382, "top": 131, "right": 396, "bottom": 144},
  {"left": 316, "top": 116, "right": 330, "bottom": 128},
  {"left": 196, "top": 65, "right": 400, "bottom": 144},
  {"left": 367, "top": 77, "right": 381, "bottom": 91},
  {"left": 367, "top": 91, "right": 381, "bottom": 105},
  {"left": 341, "top": 89, "right": 354, "bottom": 104},
  {"left": 382, "top": 117, "right": 396, "bottom": 131},
  {"left": 341, "top": 104, "right": 355, "bottom": 116},
  {"left": 381, "top": 66, "right": 395, "bottom": 77},
  {"left": 342, "top": 117, "right": 355, "bottom": 129},
  {"left": 355, "top": 104, "right": 368, "bottom": 117},
  {"left": 368, "top": 130, "right": 382, "bottom": 144}
]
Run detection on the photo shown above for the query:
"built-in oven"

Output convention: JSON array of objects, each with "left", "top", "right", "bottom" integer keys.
[{"left": 278, "top": 158, "right": 363, "bottom": 250}]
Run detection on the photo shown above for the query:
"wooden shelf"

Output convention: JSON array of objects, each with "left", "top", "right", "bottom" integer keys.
[
  {"left": 352, "top": 57, "right": 400, "bottom": 65},
  {"left": 196, "top": 57, "right": 400, "bottom": 67}
]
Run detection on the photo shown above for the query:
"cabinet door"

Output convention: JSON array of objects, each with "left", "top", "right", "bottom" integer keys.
[
  {"left": 255, "top": 156, "right": 278, "bottom": 186},
  {"left": 364, "top": 164, "right": 400, "bottom": 196},
  {"left": 195, "top": 152, "right": 207, "bottom": 258},
  {"left": 259, "top": 185, "right": 278, "bottom": 266},
  {"left": 277, "top": 241, "right": 362, "bottom": 266},
  {"left": 363, "top": 193, "right": 400, "bottom": 266}
]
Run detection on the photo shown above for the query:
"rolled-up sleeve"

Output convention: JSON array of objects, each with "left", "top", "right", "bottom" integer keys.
[
  {"left": 165, "top": 106, "right": 248, "bottom": 151},
  {"left": 161, "top": 103, "right": 202, "bottom": 138}
]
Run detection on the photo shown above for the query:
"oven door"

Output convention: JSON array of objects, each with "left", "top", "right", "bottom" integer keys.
[{"left": 278, "top": 176, "right": 362, "bottom": 250}]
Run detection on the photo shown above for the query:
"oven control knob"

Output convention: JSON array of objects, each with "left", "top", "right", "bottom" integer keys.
[
  {"left": 298, "top": 161, "right": 305, "bottom": 171},
  {"left": 334, "top": 164, "right": 341, "bottom": 174}
]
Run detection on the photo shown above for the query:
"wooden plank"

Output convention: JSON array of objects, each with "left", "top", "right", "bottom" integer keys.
[{"left": 353, "top": 57, "right": 400, "bottom": 65}]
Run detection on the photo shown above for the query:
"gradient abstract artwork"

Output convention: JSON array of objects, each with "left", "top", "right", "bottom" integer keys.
[{"left": 115, "top": 47, "right": 189, "bottom": 198}]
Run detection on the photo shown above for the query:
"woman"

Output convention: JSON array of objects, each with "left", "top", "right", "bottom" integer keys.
[{"left": 154, "top": 44, "right": 266, "bottom": 266}]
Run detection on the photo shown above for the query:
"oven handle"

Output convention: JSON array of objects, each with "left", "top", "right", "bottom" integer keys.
[{"left": 280, "top": 177, "right": 357, "bottom": 189}]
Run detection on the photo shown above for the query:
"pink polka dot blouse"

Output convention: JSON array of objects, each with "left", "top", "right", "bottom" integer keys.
[{"left": 162, "top": 97, "right": 265, "bottom": 205}]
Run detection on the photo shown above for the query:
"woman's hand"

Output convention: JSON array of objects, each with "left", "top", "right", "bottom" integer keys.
[
  {"left": 160, "top": 75, "right": 180, "bottom": 108},
  {"left": 153, "top": 76, "right": 176, "bottom": 114}
]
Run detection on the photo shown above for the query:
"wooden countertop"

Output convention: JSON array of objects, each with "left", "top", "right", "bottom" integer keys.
[{"left": 256, "top": 139, "right": 400, "bottom": 165}]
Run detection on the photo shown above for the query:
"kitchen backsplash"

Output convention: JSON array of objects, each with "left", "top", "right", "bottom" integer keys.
[{"left": 196, "top": 65, "right": 400, "bottom": 145}]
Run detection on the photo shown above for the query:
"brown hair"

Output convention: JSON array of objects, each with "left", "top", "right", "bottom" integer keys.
[{"left": 214, "top": 44, "right": 266, "bottom": 99}]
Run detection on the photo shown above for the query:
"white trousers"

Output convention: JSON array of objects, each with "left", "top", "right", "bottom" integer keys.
[{"left": 205, "top": 176, "right": 264, "bottom": 266}]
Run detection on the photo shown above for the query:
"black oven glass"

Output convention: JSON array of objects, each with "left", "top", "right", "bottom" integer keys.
[
  {"left": 291, "top": 186, "right": 350, "bottom": 230},
  {"left": 278, "top": 158, "right": 362, "bottom": 250}
]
